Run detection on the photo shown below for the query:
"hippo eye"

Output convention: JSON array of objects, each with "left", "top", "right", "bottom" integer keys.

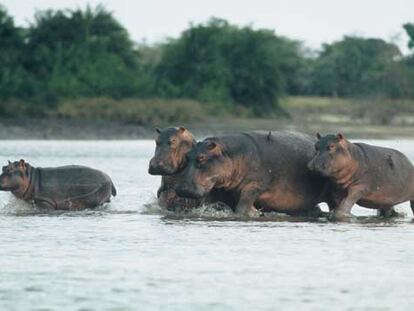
[
  {"left": 328, "top": 144, "right": 335, "bottom": 151},
  {"left": 169, "top": 139, "right": 177, "bottom": 146}
]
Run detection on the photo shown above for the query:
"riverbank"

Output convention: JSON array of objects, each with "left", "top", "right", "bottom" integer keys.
[
  {"left": 1, "top": 116, "right": 413, "bottom": 140},
  {"left": 1, "top": 96, "right": 413, "bottom": 139}
]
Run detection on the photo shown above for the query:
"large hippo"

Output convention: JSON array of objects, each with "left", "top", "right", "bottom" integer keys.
[
  {"left": 307, "top": 133, "right": 414, "bottom": 220},
  {"left": 175, "top": 131, "right": 332, "bottom": 217},
  {"left": 148, "top": 127, "right": 235, "bottom": 211},
  {"left": 148, "top": 127, "right": 201, "bottom": 210},
  {"left": 0, "top": 160, "right": 116, "bottom": 209}
]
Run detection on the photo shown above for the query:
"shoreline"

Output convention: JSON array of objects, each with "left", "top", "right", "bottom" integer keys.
[{"left": 0, "top": 116, "right": 413, "bottom": 140}]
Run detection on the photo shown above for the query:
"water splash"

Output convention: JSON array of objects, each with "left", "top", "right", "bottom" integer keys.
[
  {"left": 1, "top": 196, "right": 33, "bottom": 215},
  {"left": 0, "top": 195, "right": 113, "bottom": 217}
]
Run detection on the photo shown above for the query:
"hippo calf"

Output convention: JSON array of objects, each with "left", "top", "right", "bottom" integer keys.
[
  {"left": 0, "top": 160, "right": 116, "bottom": 209},
  {"left": 307, "top": 133, "right": 414, "bottom": 220},
  {"left": 148, "top": 127, "right": 235, "bottom": 211},
  {"left": 175, "top": 131, "right": 333, "bottom": 217}
]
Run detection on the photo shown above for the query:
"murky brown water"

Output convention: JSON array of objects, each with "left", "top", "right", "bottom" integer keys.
[{"left": 0, "top": 139, "right": 413, "bottom": 311}]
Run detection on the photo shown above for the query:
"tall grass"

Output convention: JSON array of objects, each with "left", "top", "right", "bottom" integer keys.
[
  {"left": 282, "top": 96, "right": 414, "bottom": 125},
  {"left": 55, "top": 98, "right": 206, "bottom": 125}
]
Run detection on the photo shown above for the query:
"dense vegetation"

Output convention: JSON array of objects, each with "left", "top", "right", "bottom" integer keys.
[{"left": 0, "top": 5, "right": 414, "bottom": 120}]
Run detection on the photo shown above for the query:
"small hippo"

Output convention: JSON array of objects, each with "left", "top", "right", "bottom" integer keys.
[
  {"left": 175, "top": 131, "right": 333, "bottom": 217},
  {"left": 148, "top": 127, "right": 235, "bottom": 211},
  {"left": 307, "top": 133, "right": 414, "bottom": 220},
  {"left": 0, "top": 160, "right": 116, "bottom": 209}
]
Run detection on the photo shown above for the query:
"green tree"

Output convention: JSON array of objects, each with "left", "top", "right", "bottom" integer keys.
[
  {"left": 155, "top": 18, "right": 301, "bottom": 116},
  {"left": 311, "top": 37, "right": 403, "bottom": 97},
  {"left": 403, "top": 23, "right": 414, "bottom": 51},
  {"left": 24, "top": 5, "right": 149, "bottom": 104},
  {"left": 0, "top": 6, "right": 26, "bottom": 99}
]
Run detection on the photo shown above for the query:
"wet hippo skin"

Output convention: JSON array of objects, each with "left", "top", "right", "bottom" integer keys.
[
  {"left": 175, "top": 131, "right": 333, "bottom": 217},
  {"left": 308, "top": 133, "right": 414, "bottom": 221},
  {"left": 0, "top": 160, "right": 116, "bottom": 209},
  {"left": 148, "top": 127, "right": 236, "bottom": 211}
]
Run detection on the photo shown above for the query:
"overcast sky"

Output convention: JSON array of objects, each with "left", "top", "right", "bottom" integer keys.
[{"left": 2, "top": 0, "right": 413, "bottom": 53}]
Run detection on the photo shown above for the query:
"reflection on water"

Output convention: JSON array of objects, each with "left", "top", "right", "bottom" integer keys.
[{"left": 0, "top": 139, "right": 414, "bottom": 311}]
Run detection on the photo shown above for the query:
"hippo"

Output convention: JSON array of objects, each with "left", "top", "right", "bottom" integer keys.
[
  {"left": 175, "top": 131, "right": 333, "bottom": 217},
  {"left": 148, "top": 127, "right": 201, "bottom": 210},
  {"left": 307, "top": 133, "right": 414, "bottom": 220},
  {"left": 148, "top": 127, "right": 235, "bottom": 211},
  {"left": 0, "top": 160, "right": 116, "bottom": 209}
]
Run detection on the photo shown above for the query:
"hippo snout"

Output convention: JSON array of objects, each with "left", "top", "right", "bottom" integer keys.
[
  {"left": 148, "top": 159, "right": 168, "bottom": 175},
  {"left": 307, "top": 159, "right": 328, "bottom": 175}
]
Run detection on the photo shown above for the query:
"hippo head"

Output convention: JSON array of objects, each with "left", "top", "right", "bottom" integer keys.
[
  {"left": 148, "top": 127, "right": 196, "bottom": 175},
  {"left": 175, "top": 139, "right": 232, "bottom": 199},
  {"left": 307, "top": 133, "right": 351, "bottom": 177},
  {"left": 0, "top": 159, "right": 29, "bottom": 193}
]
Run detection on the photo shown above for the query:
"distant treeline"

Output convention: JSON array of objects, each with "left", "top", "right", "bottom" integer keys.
[{"left": 1, "top": 5, "right": 414, "bottom": 117}]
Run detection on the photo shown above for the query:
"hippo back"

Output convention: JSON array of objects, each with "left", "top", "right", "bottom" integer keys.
[
  {"left": 246, "top": 131, "right": 327, "bottom": 209},
  {"left": 243, "top": 131, "right": 317, "bottom": 174},
  {"left": 36, "top": 165, "right": 111, "bottom": 200},
  {"left": 355, "top": 143, "right": 414, "bottom": 192},
  {"left": 208, "top": 131, "right": 328, "bottom": 212}
]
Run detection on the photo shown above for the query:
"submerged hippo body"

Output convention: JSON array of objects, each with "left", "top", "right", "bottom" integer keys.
[
  {"left": 307, "top": 133, "right": 414, "bottom": 220},
  {"left": 148, "top": 127, "right": 235, "bottom": 211},
  {"left": 176, "top": 131, "right": 332, "bottom": 216},
  {"left": 157, "top": 174, "right": 204, "bottom": 211},
  {"left": 0, "top": 160, "right": 116, "bottom": 209}
]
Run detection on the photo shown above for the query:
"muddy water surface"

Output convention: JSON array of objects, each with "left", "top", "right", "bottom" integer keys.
[{"left": 0, "top": 139, "right": 413, "bottom": 311}]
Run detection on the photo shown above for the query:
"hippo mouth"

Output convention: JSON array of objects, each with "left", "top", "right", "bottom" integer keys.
[
  {"left": 148, "top": 164, "right": 177, "bottom": 175},
  {"left": 0, "top": 184, "right": 15, "bottom": 191},
  {"left": 307, "top": 161, "right": 327, "bottom": 175}
]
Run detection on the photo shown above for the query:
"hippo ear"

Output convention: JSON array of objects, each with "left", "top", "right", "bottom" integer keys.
[
  {"left": 155, "top": 127, "right": 161, "bottom": 134},
  {"left": 206, "top": 141, "right": 217, "bottom": 151},
  {"left": 18, "top": 159, "right": 26, "bottom": 169},
  {"left": 178, "top": 127, "right": 186, "bottom": 134},
  {"left": 316, "top": 132, "right": 321, "bottom": 140},
  {"left": 337, "top": 133, "right": 344, "bottom": 141},
  {"left": 7, "top": 160, "right": 11, "bottom": 165}
]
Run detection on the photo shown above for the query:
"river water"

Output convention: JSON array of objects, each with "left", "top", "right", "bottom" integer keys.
[{"left": 0, "top": 139, "right": 413, "bottom": 311}]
